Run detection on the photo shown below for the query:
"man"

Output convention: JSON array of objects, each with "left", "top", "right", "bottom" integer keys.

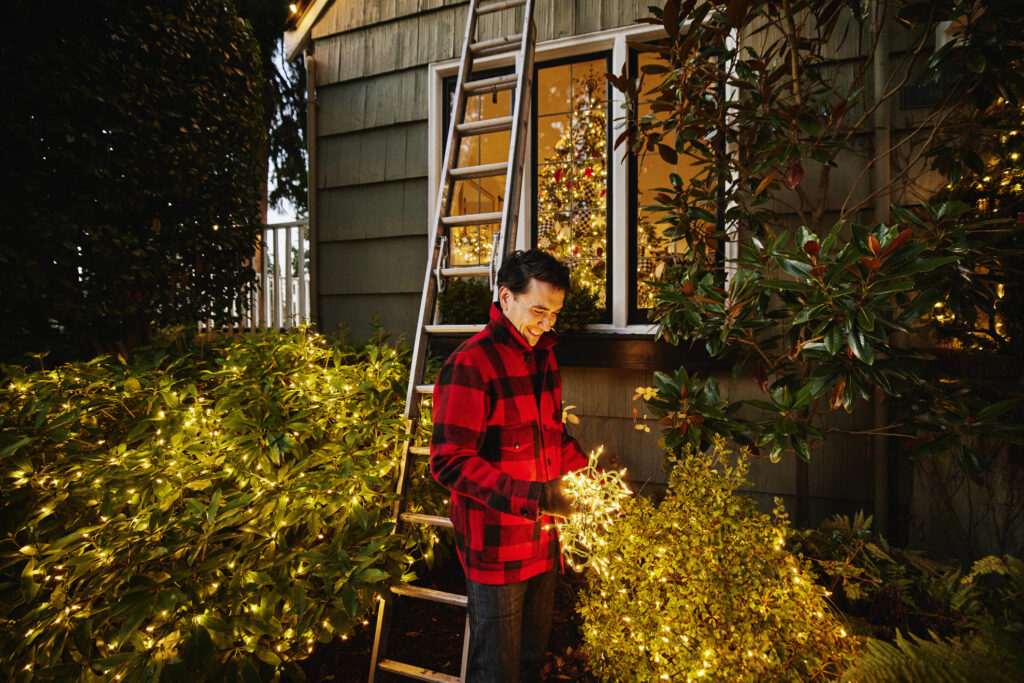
[{"left": 430, "top": 249, "right": 588, "bottom": 682}]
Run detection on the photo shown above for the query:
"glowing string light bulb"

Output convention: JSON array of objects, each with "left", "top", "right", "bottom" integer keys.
[{"left": 552, "top": 446, "right": 632, "bottom": 571}]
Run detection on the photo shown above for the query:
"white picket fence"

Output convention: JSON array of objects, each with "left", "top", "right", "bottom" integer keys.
[{"left": 200, "top": 219, "right": 311, "bottom": 332}]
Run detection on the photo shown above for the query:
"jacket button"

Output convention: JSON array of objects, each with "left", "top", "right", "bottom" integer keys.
[{"left": 514, "top": 442, "right": 519, "bottom": 450}]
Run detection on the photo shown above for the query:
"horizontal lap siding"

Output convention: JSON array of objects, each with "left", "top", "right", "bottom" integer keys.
[
  {"left": 560, "top": 367, "right": 877, "bottom": 520},
  {"left": 319, "top": 293, "right": 423, "bottom": 344},
  {"left": 319, "top": 236, "right": 427, "bottom": 294},
  {"left": 317, "top": 121, "right": 427, "bottom": 187},
  {"left": 310, "top": 1, "right": 650, "bottom": 340},
  {"left": 316, "top": 115, "right": 427, "bottom": 339}
]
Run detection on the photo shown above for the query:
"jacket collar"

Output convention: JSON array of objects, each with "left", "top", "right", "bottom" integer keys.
[{"left": 488, "top": 302, "right": 558, "bottom": 352}]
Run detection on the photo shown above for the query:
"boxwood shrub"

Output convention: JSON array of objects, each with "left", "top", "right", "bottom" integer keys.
[
  {"left": 577, "top": 439, "right": 855, "bottom": 681},
  {"left": 0, "top": 328, "right": 424, "bottom": 681}
]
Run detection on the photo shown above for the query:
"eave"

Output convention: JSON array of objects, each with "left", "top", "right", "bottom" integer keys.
[{"left": 284, "top": 0, "right": 333, "bottom": 62}]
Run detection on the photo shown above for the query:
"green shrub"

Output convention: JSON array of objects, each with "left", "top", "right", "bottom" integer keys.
[
  {"left": 798, "top": 514, "right": 1024, "bottom": 681},
  {"left": 0, "top": 329, "right": 424, "bottom": 681},
  {"left": 438, "top": 278, "right": 492, "bottom": 325},
  {"left": 436, "top": 277, "right": 600, "bottom": 333},
  {"left": 797, "top": 512, "right": 967, "bottom": 639},
  {"left": 557, "top": 282, "right": 601, "bottom": 333},
  {"left": 577, "top": 439, "right": 854, "bottom": 681},
  {"left": 2, "top": 1, "right": 265, "bottom": 362}
]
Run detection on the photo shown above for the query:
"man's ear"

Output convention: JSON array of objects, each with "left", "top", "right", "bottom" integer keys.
[{"left": 497, "top": 286, "right": 511, "bottom": 311}]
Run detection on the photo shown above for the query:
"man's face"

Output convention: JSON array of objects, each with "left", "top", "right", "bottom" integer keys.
[{"left": 499, "top": 278, "right": 565, "bottom": 347}]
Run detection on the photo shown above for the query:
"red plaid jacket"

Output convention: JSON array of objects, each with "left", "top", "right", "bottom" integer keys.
[{"left": 430, "top": 303, "right": 588, "bottom": 584}]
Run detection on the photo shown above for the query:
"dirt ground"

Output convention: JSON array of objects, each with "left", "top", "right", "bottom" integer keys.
[{"left": 299, "top": 558, "right": 597, "bottom": 682}]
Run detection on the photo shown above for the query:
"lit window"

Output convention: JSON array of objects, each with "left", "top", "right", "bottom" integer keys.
[
  {"left": 443, "top": 68, "right": 513, "bottom": 266},
  {"left": 431, "top": 25, "right": 705, "bottom": 331},
  {"left": 630, "top": 50, "right": 708, "bottom": 319},
  {"left": 534, "top": 55, "right": 611, "bottom": 312}
]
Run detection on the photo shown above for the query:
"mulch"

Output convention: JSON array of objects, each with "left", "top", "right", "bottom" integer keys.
[{"left": 299, "top": 556, "right": 598, "bottom": 682}]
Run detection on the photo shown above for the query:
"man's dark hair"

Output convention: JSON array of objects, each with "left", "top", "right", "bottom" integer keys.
[{"left": 497, "top": 249, "right": 571, "bottom": 294}]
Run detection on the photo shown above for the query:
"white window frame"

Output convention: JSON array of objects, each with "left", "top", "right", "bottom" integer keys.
[{"left": 428, "top": 23, "right": 731, "bottom": 335}]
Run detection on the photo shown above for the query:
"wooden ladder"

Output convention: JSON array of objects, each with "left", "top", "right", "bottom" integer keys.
[{"left": 368, "top": 0, "right": 537, "bottom": 681}]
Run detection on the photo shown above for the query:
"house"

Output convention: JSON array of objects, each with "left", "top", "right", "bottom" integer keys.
[{"left": 281, "top": 0, "right": 1020, "bottom": 559}]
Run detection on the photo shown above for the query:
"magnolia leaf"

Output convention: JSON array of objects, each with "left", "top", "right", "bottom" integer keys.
[
  {"left": 847, "top": 328, "right": 875, "bottom": 365},
  {"left": 823, "top": 325, "right": 843, "bottom": 356},
  {"left": 783, "top": 160, "right": 805, "bottom": 189}
]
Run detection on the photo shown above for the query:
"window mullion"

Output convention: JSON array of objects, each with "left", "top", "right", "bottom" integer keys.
[{"left": 610, "top": 34, "right": 630, "bottom": 328}]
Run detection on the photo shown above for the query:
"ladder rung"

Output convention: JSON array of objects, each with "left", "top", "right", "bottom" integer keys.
[
  {"left": 464, "top": 73, "right": 517, "bottom": 95},
  {"left": 456, "top": 115, "right": 513, "bottom": 136},
  {"left": 442, "top": 211, "right": 502, "bottom": 227},
  {"left": 449, "top": 162, "right": 508, "bottom": 180},
  {"left": 377, "top": 659, "right": 461, "bottom": 683},
  {"left": 415, "top": 384, "right": 435, "bottom": 395},
  {"left": 440, "top": 264, "right": 489, "bottom": 278},
  {"left": 424, "top": 325, "right": 486, "bottom": 335},
  {"left": 409, "top": 445, "right": 431, "bottom": 456},
  {"left": 470, "top": 34, "right": 522, "bottom": 58},
  {"left": 476, "top": 0, "right": 526, "bottom": 16},
  {"left": 392, "top": 584, "right": 468, "bottom": 607},
  {"left": 401, "top": 512, "right": 454, "bottom": 529}
]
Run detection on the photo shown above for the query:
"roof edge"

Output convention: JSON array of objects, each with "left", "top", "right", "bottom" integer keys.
[{"left": 284, "top": 0, "right": 333, "bottom": 62}]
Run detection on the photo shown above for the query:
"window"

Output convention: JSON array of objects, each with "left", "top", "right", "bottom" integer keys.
[
  {"left": 533, "top": 54, "right": 612, "bottom": 316},
  {"left": 442, "top": 67, "right": 514, "bottom": 267},
  {"left": 628, "top": 49, "right": 706, "bottom": 322},
  {"left": 429, "top": 25, "right": 704, "bottom": 332}
]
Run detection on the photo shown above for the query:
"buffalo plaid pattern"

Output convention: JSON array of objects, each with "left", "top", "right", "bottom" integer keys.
[{"left": 431, "top": 303, "right": 588, "bottom": 584}]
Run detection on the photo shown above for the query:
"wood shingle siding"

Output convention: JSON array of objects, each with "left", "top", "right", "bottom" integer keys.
[
  {"left": 319, "top": 293, "right": 423, "bottom": 342},
  {"left": 317, "top": 69, "right": 428, "bottom": 136},
  {"left": 311, "top": 0, "right": 463, "bottom": 41},
  {"left": 312, "top": 1, "right": 651, "bottom": 85},
  {"left": 318, "top": 179, "right": 429, "bottom": 242},
  {"left": 308, "top": 0, "right": 652, "bottom": 339},
  {"left": 320, "top": 235, "right": 427, "bottom": 294},
  {"left": 317, "top": 121, "right": 427, "bottom": 188}
]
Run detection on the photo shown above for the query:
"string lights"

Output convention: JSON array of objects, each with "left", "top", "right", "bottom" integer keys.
[
  {"left": 0, "top": 329, "right": 415, "bottom": 679},
  {"left": 550, "top": 447, "right": 632, "bottom": 572}
]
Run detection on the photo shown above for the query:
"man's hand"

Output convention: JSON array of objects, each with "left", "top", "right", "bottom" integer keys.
[{"left": 539, "top": 477, "right": 573, "bottom": 518}]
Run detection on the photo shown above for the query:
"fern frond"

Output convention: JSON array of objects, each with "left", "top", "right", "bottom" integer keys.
[{"left": 842, "top": 627, "right": 1024, "bottom": 683}]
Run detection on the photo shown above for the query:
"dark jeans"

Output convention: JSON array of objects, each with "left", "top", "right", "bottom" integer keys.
[{"left": 464, "top": 569, "right": 556, "bottom": 683}]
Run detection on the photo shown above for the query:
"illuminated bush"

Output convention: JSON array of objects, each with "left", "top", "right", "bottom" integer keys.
[
  {"left": 0, "top": 329, "right": 422, "bottom": 681},
  {"left": 577, "top": 440, "right": 854, "bottom": 681}
]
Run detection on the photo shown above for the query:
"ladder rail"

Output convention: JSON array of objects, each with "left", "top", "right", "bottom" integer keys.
[
  {"left": 372, "top": 0, "right": 536, "bottom": 680},
  {"left": 494, "top": 0, "right": 536, "bottom": 280},
  {"left": 404, "top": 0, "right": 484, "bottom": 421}
]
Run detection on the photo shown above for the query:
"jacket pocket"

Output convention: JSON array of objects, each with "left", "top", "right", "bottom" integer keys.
[
  {"left": 493, "top": 422, "right": 539, "bottom": 481},
  {"left": 479, "top": 509, "right": 543, "bottom": 563}
]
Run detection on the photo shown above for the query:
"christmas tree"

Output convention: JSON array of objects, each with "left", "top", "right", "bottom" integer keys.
[{"left": 536, "top": 72, "right": 610, "bottom": 306}]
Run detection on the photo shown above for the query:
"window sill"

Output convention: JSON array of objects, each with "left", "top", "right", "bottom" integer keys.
[
  {"left": 427, "top": 325, "right": 726, "bottom": 372},
  {"left": 555, "top": 332, "right": 724, "bottom": 371}
]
